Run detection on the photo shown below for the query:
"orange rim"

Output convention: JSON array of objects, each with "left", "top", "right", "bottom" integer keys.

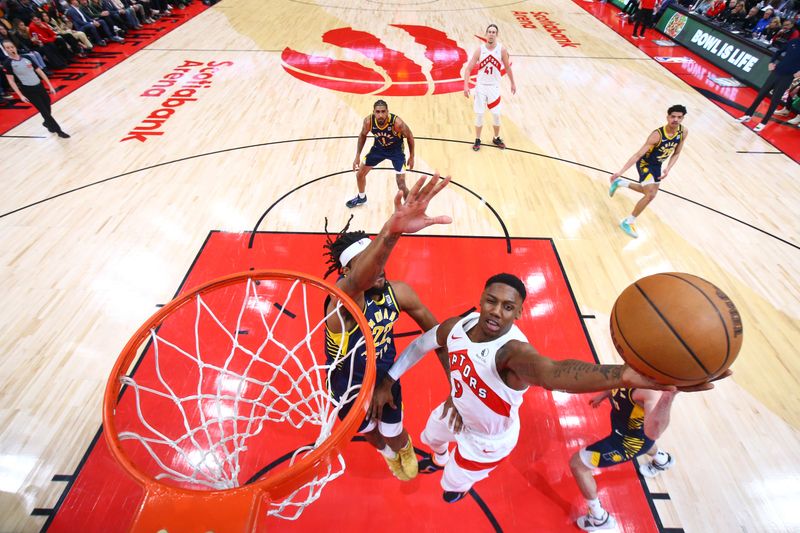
[{"left": 102, "top": 270, "right": 376, "bottom": 504}]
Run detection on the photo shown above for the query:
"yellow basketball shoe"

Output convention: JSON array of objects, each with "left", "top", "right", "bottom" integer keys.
[
  {"left": 398, "top": 437, "right": 419, "bottom": 480},
  {"left": 383, "top": 451, "right": 410, "bottom": 481}
]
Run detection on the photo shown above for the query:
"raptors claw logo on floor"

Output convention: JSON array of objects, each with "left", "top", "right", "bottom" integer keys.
[{"left": 281, "top": 25, "right": 471, "bottom": 96}]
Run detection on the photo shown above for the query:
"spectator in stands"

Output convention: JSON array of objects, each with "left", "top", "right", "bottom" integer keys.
[
  {"left": 65, "top": 0, "right": 116, "bottom": 45},
  {"left": 12, "top": 17, "right": 67, "bottom": 68},
  {"left": 753, "top": 7, "right": 776, "bottom": 36},
  {"left": 772, "top": 17, "right": 800, "bottom": 45},
  {"left": 763, "top": 15, "right": 783, "bottom": 39},
  {"left": 116, "top": 0, "right": 151, "bottom": 26},
  {"left": 724, "top": 1, "right": 749, "bottom": 25},
  {"left": 0, "top": 20, "right": 47, "bottom": 69},
  {"left": 706, "top": 0, "right": 728, "bottom": 17},
  {"left": 82, "top": 0, "right": 126, "bottom": 36},
  {"left": 29, "top": 13, "right": 74, "bottom": 61},
  {"left": 781, "top": 75, "right": 800, "bottom": 124},
  {"left": 654, "top": 0, "right": 678, "bottom": 22},
  {"left": 738, "top": 35, "right": 800, "bottom": 131},
  {"left": 7, "top": 0, "right": 38, "bottom": 24},
  {"left": 101, "top": 0, "right": 140, "bottom": 30},
  {"left": 716, "top": 0, "right": 739, "bottom": 20},
  {"left": 2, "top": 38, "right": 70, "bottom": 137},
  {"left": 116, "top": 0, "right": 156, "bottom": 24},
  {"left": 42, "top": 11, "right": 91, "bottom": 54},
  {"left": 740, "top": 5, "right": 763, "bottom": 31}
]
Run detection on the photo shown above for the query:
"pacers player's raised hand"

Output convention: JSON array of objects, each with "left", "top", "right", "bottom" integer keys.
[{"left": 387, "top": 173, "right": 452, "bottom": 235}]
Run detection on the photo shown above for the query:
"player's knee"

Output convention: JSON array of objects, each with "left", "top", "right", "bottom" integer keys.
[
  {"left": 475, "top": 113, "right": 484, "bottom": 127},
  {"left": 491, "top": 111, "right": 501, "bottom": 126},
  {"left": 646, "top": 189, "right": 658, "bottom": 201},
  {"left": 569, "top": 451, "right": 584, "bottom": 472}
]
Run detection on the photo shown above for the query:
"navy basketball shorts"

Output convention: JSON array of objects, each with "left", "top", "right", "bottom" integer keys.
[
  {"left": 580, "top": 431, "right": 655, "bottom": 468},
  {"left": 636, "top": 159, "right": 662, "bottom": 185},
  {"left": 329, "top": 368, "right": 402, "bottom": 433},
  {"left": 364, "top": 146, "right": 405, "bottom": 172}
]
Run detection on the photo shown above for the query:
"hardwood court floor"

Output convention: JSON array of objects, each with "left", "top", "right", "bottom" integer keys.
[{"left": 0, "top": 0, "right": 798, "bottom": 531}]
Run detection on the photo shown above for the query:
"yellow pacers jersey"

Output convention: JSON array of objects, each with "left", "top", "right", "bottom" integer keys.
[
  {"left": 641, "top": 125, "right": 683, "bottom": 166},
  {"left": 325, "top": 282, "right": 401, "bottom": 380}
]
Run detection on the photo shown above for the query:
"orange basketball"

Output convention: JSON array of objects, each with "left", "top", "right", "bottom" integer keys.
[{"left": 610, "top": 273, "right": 743, "bottom": 386}]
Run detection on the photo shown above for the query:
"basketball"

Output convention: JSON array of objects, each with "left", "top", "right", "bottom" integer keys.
[{"left": 610, "top": 273, "right": 743, "bottom": 386}]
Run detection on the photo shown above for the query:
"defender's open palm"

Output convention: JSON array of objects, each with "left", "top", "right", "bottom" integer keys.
[{"left": 387, "top": 174, "right": 452, "bottom": 235}]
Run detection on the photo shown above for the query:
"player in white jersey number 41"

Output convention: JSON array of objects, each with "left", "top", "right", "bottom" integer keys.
[{"left": 462, "top": 24, "right": 516, "bottom": 152}]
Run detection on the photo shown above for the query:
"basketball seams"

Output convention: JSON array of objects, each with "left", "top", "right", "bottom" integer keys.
[
  {"left": 612, "top": 303, "right": 690, "bottom": 382},
  {"left": 660, "top": 273, "right": 731, "bottom": 375},
  {"left": 633, "top": 283, "right": 712, "bottom": 375}
]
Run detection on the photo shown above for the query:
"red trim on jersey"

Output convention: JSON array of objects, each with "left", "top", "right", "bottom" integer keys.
[
  {"left": 487, "top": 96, "right": 501, "bottom": 109},
  {"left": 450, "top": 349, "right": 512, "bottom": 417},
  {"left": 454, "top": 446, "right": 505, "bottom": 471}
]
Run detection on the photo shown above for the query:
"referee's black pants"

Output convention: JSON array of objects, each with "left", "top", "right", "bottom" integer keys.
[
  {"left": 19, "top": 83, "right": 61, "bottom": 133},
  {"left": 744, "top": 71, "right": 795, "bottom": 125}
]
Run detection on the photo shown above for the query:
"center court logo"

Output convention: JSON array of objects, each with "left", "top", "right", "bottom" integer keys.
[{"left": 281, "top": 25, "right": 468, "bottom": 96}]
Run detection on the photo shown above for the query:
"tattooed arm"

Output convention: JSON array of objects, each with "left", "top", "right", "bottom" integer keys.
[{"left": 495, "top": 340, "right": 675, "bottom": 393}]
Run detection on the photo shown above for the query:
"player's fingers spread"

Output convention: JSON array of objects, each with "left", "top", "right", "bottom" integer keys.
[
  {"left": 429, "top": 215, "right": 453, "bottom": 226},
  {"left": 409, "top": 176, "right": 425, "bottom": 199},
  {"left": 432, "top": 175, "right": 451, "bottom": 196},
  {"left": 418, "top": 175, "right": 438, "bottom": 199}
]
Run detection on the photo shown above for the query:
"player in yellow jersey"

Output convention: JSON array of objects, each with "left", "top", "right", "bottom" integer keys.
[
  {"left": 608, "top": 105, "right": 688, "bottom": 238},
  {"left": 569, "top": 389, "right": 678, "bottom": 531}
]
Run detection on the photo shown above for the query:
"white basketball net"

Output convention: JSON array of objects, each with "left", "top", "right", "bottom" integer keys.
[{"left": 115, "top": 276, "right": 367, "bottom": 520}]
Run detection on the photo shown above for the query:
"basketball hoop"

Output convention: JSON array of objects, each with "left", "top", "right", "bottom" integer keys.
[{"left": 103, "top": 270, "right": 376, "bottom": 532}]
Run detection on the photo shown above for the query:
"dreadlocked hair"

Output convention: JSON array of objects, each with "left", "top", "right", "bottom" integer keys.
[{"left": 323, "top": 215, "right": 368, "bottom": 279}]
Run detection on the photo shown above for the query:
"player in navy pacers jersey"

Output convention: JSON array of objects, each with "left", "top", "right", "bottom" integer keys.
[
  {"left": 323, "top": 175, "right": 452, "bottom": 481},
  {"left": 569, "top": 388, "right": 678, "bottom": 531},
  {"left": 608, "top": 104, "right": 689, "bottom": 238},
  {"left": 347, "top": 100, "right": 415, "bottom": 208}
]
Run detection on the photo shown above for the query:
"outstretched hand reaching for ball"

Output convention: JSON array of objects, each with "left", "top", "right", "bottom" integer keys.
[{"left": 386, "top": 173, "right": 452, "bottom": 235}]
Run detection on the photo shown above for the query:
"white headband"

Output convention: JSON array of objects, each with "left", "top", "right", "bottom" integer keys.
[{"left": 340, "top": 238, "right": 371, "bottom": 268}]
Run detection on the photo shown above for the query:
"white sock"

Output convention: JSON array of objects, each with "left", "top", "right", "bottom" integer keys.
[
  {"left": 619, "top": 180, "right": 630, "bottom": 188},
  {"left": 379, "top": 445, "right": 397, "bottom": 459},
  {"left": 431, "top": 446, "right": 449, "bottom": 465},
  {"left": 653, "top": 449, "right": 669, "bottom": 465},
  {"left": 587, "top": 498, "right": 605, "bottom": 518},
  {"left": 358, "top": 192, "right": 366, "bottom": 199},
  {"left": 624, "top": 215, "right": 636, "bottom": 224}
]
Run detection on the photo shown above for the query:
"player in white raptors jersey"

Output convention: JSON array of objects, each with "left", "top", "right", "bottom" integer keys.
[
  {"left": 371, "top": 273, "right": 722, "bottom": 504},
  {"left": 462, "top": 24, "right": 516, "bottom": 151}
]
